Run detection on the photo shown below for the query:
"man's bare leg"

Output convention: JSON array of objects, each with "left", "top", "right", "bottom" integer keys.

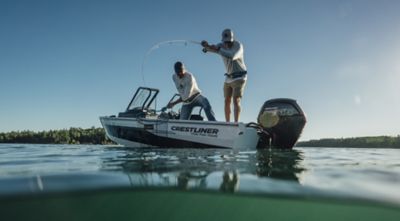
[
  {"left": 225, "top": 96, "right": 232, "bottom": 122},
  {"left": 233, "top": 96, "right": 241, "bottom": 122}
]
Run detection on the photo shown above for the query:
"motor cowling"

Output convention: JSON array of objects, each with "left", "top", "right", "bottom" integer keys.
[{"left": 257, "top": 99, "right": 306, "bottom": 149}]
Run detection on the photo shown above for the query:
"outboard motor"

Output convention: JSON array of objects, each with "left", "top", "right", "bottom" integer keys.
[{"left": 257, "top": 99, "right": 306, "bottom": 149}]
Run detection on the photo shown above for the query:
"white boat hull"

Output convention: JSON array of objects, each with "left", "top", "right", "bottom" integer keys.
[{"left": 100, "top": 117, "right": 260, "bottom": 150}]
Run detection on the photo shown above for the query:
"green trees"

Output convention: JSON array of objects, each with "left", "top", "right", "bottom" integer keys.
[
  {"left": 1, "top": 128, "right": 399, "bottom": 148},
  {"left": 0, "top": 127, "right": 113, "bottom": 144},
  {"left": 297, "top": 135, "right": 400, "bottom": 148}
]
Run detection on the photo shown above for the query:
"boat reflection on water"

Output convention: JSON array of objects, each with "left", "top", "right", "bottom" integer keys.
[
  {"left": 255, "top": 149, "right": 305, "bottom": 181},
  {"left": 3, "top": 147, "right": 400, "bottom": 221},
  {"left": 101, "top": 147, "right": 305, "bottom": 193},
  {"left": 219, "top": 171, "right": 239, "bottom": 193}
]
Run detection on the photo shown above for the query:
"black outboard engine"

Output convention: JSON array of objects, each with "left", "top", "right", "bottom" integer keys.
[{"left": 257, "top": 99, "right": 306, "bottom": 149}]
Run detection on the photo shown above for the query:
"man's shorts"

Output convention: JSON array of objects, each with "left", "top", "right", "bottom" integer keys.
[{"left": 223, "top": 79, "right": 246, "bottom": 98}]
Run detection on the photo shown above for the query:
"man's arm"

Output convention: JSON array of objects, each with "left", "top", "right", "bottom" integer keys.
[
  {"left": 182, "top": 74, "right": 195, "bottom": 101},
  {"left": 218, "top": 41, "right": 243, "bottom": 60},
  {"left": 167, "top": 97, "right": 183, "bottom": 108},
  {"left": 201, "top": 40, "right": 220, "bottom": 53},
  {"left": 169, "top": 75, "right": 184, "bottom": 108}
]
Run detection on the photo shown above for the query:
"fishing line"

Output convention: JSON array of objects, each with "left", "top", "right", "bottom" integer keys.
[{"left": 140, "top": 40, "right": 202, "bottom": 86}]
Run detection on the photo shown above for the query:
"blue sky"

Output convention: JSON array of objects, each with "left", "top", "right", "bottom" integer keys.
[{"left": 1, "top": 0, "right": 399, "bottom": 140}]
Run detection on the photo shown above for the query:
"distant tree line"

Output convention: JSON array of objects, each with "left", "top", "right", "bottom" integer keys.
[
  {"left": 0, "top": 127, "right": 114, "bottom": 145},
  {"left": 1, "top": 128, "right": 399, "bottom": 148},
  {"left": 297, "top": 136, "right": 400, "bottom": 148}
]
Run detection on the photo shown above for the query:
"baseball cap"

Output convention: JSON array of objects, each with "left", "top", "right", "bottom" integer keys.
[
  {"left": 221, "top": 29, "right": 234, "bottom": 42},
  {"left": 174, "top": 61, "right": 185, "bottom": 74}
]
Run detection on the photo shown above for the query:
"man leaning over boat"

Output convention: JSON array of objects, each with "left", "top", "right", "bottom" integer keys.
[{"left": 166, "top": 61, "right": 217, "bottom": 121}]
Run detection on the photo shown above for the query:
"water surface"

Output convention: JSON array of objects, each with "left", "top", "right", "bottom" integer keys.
[{"left": 0, "top": 143, "right": 399, "bottom": 207}]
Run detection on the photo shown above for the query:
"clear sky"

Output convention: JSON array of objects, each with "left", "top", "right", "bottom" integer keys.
[{"left": 1, "top": 0, "right": 399, "bottom": 140}]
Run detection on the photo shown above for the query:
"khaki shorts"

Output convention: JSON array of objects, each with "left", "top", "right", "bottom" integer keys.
[{"left": 223, "top": 79, "right": 246, "bottom": 98}]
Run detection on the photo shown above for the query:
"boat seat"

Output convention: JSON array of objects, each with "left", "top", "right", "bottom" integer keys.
[
  {"left": 189, "top": 114, "right": 203, "bottom": 121},
  {"left": 189, "top": 107, "right": 204, "bottom": 121}
]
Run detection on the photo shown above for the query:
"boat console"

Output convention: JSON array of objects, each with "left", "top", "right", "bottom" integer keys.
[{"left": 118, "top": 87, "right": 205, "bottom": 121}]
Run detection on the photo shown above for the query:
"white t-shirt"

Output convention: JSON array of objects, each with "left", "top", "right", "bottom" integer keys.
[
  {"left": 172, "top": 72, "right": 201, "bottom": 101},
  {"left": 217, "top": 40, "right": 247, "bottom": 84}
]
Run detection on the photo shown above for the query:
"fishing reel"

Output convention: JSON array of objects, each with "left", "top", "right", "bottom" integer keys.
[{"left": 201, "top": 40, "right": 208, "bottom": 53}]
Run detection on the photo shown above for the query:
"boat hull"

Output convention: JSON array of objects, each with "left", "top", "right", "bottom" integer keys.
[{"left": 100, "top": 117, "right": 260, "bottom": 150}]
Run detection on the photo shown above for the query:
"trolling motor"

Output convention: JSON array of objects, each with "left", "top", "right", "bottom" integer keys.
[{"left": 256, "top": 99, "right": 306, "bottom": 149}]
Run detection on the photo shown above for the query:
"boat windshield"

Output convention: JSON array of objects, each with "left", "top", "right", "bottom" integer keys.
[{"left": 126, "top": 87, "right": 159, "bottom": 111}]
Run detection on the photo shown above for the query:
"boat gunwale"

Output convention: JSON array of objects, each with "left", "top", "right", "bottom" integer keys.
[{"left": 100, "top": 116, "right": 242, "bottom": 127}]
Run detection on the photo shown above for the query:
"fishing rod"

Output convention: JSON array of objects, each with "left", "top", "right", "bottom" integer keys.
[{"left": 140, "top": 39, "right": 203, "bottom": 86}]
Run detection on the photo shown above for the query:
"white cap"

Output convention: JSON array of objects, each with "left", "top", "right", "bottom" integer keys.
[{"left": 221, "top": 29, "right": 234, "bottom": 42}]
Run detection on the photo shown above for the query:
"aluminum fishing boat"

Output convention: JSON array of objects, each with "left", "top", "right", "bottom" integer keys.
[{"left": 100, "top": 87, "right": 306, "bottom": 149}]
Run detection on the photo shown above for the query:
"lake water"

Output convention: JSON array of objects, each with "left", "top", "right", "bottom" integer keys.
[{"left": 1, "top": 144, "right": 400, "bottom": 220}]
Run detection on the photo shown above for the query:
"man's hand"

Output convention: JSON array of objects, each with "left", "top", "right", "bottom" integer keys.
[
  {"left": 166, "top": 102, "right": 175, "bottom": 109},
  {"left": 201, "top": 40, "right": 210, "bottom": 53},
  {"left": 201, "top": 40, "right": 220, "bottom": 53},
  {"left": 210, "top": 45, "right": 220, "bottom": 51}
]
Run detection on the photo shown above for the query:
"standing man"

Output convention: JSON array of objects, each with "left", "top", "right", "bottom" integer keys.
[
  {"left": 167, "top": 61, "right": 216, "bottom": 121},
  {"left": 201, "top": 28, "right": 247, "bottom": 122}
]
